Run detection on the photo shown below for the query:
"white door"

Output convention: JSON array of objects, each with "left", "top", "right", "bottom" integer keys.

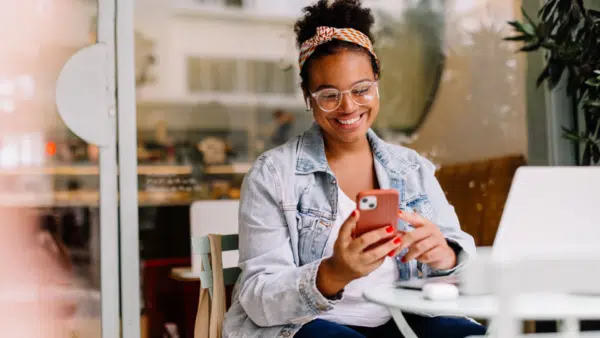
[
  {"left": 0, "top": 1, "right": 140, "bottom": 337},
  {"left": 55, "top": 0, "right": 141, "bottom": 337}
]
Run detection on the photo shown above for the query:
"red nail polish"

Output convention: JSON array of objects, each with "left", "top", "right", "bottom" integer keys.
[
  {"left": 388, "top": 251, "right": 395, "bottom": 257},
  {"left": 401, "top": 257, "right": 407, "bottom": 263},
  {"left": 385, "top": 225, "right": 394, "bottom": 233},
  {"left": 351, "top": 210, "right": 357, "bottom": 217},
  {"left": 398, "top": 210, "right": 403, "bottom": 216},
  {"left": 393, "top": 237, "right": 401, "bottom": 245}
]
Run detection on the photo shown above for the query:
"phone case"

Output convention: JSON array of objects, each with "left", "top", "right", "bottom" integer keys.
[{"left": 354, "top": 189, "right": 399, "bottom": 237}]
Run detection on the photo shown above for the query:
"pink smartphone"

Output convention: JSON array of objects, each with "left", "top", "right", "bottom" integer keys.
[{"left": 353, "top": 189, "right": 399, "bottom": 238}]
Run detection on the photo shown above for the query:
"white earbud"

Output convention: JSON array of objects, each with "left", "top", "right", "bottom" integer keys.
[{"left": 305, "top": 97, "right": 312, "bottom": 111}]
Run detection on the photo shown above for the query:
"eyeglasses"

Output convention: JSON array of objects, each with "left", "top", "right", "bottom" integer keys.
[{"left": 310, "top": 80, "right": 379, "bottom": 112}]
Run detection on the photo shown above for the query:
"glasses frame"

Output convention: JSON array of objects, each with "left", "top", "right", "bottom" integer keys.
[{"left": 309, "top": 80, "right": 379, "bottom": 112}]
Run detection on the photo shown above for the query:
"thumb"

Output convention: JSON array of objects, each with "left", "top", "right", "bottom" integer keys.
[
  {"left": 339, "top": 209, "right": 359, "bottom": 240},
  {"left": 398, "top": 210, "right": 427, "bottom": 228}
]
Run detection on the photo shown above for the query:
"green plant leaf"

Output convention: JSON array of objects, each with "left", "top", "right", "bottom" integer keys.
[
  {"left": 539, "top": 2, "right": 558, "bottom": 21},
  {"left": 536, "top": 64, "right": 551, "bottom": 87},
  {"left": 562, "top": 126, "right": 583, "bottom": 141},
  {"left": 586, "top": 101, "right": 600, "bottom": 107},
  {"left": 585, "top": 79, "right": 600, "bottom": 87},
  {"left": 536, "top": 22, "right": 551, "bottom": 39},
  {"left": 593, "top": 143, "right": 600, "bottom": 164},
  {"left": 589, "top": 9, "right": 600, "bottom": 18},
  {"left": 519, "top": 42, "right": 541, "bottom": 52},
  {"left": 522, "top": 23, "right": 536, "bottom": 36},
  {"left": 583, "top": 142, "right": 592, "bottom": 165},
  {"left": 594, "top": 70, "right": 600, "bottom": 76},
  {"left": 503, "top": 35, "right": 530, "bottom": 41},
  {"left": 549, "top": 62, "right": 566, "bottom": 88},
  {"left": 507, "top": 21, "right": 526, "bottom": 33},
  {"left": 558, "top": 0, "right": 572, "bottom": 15},
  {"left": 521, "top": 7, "right": 537, "bottom": 26},
  {"left": 507, "top": 20, "right": 536, "bottom": 36},
  {"left": 555, "top": 21, "right": 572, "bottom": 44}
]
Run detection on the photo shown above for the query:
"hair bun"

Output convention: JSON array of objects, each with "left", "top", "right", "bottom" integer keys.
[{"left": 294, "top": 0, "right": 375, "bottom": 49}]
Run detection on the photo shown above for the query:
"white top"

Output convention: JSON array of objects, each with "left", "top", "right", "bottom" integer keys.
[
  {"left": 364, "top": 284, "right": 600, "bottom": 320},
  {"left": 318, "top": 188, "right": 397, "bottom": 327}
]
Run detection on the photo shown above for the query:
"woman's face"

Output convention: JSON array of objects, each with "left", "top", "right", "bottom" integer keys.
[{"left": 307, "top": 50, "right": 379, "bottom": 145}]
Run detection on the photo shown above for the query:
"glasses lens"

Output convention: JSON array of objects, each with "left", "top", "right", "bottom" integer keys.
[
  {"left": 350, "top": 82, "right": 376, "bottom": 105},
  {"left": 316, "top": 89, "right": 341, "bottom": 111}
]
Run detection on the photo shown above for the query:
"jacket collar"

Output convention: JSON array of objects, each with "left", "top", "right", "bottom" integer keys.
[{"left": 295, "top": 122, "right": 418, "bottom": 177}]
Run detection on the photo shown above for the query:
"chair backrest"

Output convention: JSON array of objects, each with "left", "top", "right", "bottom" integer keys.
[
  {"left": 191, "top": 234, "right": 241, "bottom": 297},
  {"left": 192, "top": 234, "right": 241, "bottom": 338},
  {"left": 435, "top": 154, "right": 525, "bottom": 246},
  {"left": 190, "top": 200, "right": 240, "bottom": 274}
]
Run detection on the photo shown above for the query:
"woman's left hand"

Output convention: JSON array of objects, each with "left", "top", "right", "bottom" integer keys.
[{"left": 397, "top": 211, "right": 457, "bottom": 271}]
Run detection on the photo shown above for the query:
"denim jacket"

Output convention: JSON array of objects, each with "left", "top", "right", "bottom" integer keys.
[{"left": 222, "top": 123, "right": 476, "bottom": 338}]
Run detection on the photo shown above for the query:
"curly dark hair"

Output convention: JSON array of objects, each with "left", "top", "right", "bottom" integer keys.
[{"left": 294, "top": 0, "right": 380, "bottom": 91}]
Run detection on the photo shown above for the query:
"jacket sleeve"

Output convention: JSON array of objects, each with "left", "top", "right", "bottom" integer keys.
[
  {"left": 418, "top": 157, "right": 476, "bottom": 276},
  {"left": 236, "top": 156, "right": 340, "bottom": 327}
]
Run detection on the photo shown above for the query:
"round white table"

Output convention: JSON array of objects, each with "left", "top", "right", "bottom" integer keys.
[
  {"left": 364, "top": 284, "right": 600, "bottom": 337},
  {"left": 365, "top": 284, "right": 600, "bottom": 319}
]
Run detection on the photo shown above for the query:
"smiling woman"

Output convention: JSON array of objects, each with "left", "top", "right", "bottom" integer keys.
[
  {"left": 295, "top": 2, "right": 381, "bottom": 146},
  {"left": 221, "top": 1, "right": 485, "bottom": 337}
]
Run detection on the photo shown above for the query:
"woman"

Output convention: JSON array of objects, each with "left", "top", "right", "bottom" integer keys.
[{"left": 223, "top": 1, "right": 486, "bottom": 337}]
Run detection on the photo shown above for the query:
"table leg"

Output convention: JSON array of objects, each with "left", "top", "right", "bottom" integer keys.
[
  {"left": 524, "top": 320, "right": 536, "bottom": 333},
  {"left": 559, "top": 317, "right": 580, "bottom": 338},
  {"left": 389, "top": 308, "right": 419, "bottom": 338}
]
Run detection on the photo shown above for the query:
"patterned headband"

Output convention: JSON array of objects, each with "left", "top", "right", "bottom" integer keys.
[{"left": 298, "top": 26, "right": 379, "bottom": 70}]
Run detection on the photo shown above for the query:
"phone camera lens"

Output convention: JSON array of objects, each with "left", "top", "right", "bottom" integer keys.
[
  {"left": 362, "top": 198, "right": 368, "bottom": 203},
  {"left": 369, "top": 203, "right": 375, "bottom": 208}
]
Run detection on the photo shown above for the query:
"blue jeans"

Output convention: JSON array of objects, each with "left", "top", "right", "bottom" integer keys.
[{"left": 294, "top": 314, "right": 487, "bottom": 338}]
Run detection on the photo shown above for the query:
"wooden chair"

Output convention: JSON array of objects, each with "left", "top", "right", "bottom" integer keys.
[
  {"left": 435, "top": 154, "right": 526, "bottom": 246},
  {"left": 191, "top": 234, "right": 241, "bottom": 338},
  {"left": 190, "top": 200, "right": 240, "bottom": 275}
]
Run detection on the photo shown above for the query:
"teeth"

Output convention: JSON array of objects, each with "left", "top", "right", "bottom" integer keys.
[{"left": 337, "top": 116, "right": 360, "bottom": 125}]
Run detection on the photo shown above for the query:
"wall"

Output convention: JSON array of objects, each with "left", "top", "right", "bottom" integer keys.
[
  {"left": 403, "top": 0, "right": 528, "bottom": 166},
  {"left": 135, "top": 1, "right": 304, "bottom": 136}
]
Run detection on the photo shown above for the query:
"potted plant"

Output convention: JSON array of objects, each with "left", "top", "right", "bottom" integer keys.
[{"left": 505, "top": 0, "right": 600, "bottom": 165}]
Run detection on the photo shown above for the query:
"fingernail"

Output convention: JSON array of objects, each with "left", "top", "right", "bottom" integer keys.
[
  {"left": 401, "top": 257, "right": 407, "bottom": 263},
  {"left": 388, "top": 251, "right": 395, "bottom": 257},
  {"left": 385, "top": 225, "right": 394, "bottom": 233},
  {"left": 351, "top": 210, "right": 357, "bottom": 218},
  {"left": 393, "top": 236, "right": 402, "bottom": 245},
  {"left": 398, "top": 210, "right": 403, "bottom": 216}
]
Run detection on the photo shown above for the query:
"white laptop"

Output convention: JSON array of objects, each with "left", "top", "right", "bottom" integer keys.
[
  {"left": 492, "top": 166, "right": 600, "bottom": 261},
  {"left": 396, "top": 166, "right": 600, "bottom": 290}
]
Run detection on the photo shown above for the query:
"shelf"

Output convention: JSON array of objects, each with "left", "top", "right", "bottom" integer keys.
[
  {"left": 137, "top": 92, "right": 304, "bottom": 110},
  {"left": 205, "top": 163, "right": 251, "bottom": 175},
  {"left": 0, "top": 163, "right": 251, "bottom": 176},
  {"left": 0, "top": 190, "right": 209, "bottom": 207}
]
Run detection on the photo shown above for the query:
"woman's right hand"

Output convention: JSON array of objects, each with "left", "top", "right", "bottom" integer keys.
[{"left": 316, "top": 209, "right": 403, "bottom": 297}]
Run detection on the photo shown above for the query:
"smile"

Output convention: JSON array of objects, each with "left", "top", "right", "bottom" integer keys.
[
  {"left": 336, "top": 115, "right": 361, "bottom": 125},
  {"left": 333, "top": 113, "right": 365, "bottom": 130}
]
